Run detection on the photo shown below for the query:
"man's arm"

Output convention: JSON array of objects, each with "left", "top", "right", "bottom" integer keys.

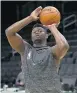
[
  {"left": 46, "top": 24, "right": 69, "bottom": 63},
  {"left": 5, "top": 6, "right": 42, "bottom": 54}
]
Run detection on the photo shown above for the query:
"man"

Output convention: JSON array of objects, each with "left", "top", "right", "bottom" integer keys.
[{"left": 6, "top": 6, "right": 69, "bottom": 93}]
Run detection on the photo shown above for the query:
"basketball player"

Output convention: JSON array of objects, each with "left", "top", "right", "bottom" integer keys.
[{"left": 6, "top": 6, "right": 69, "bottom": 93}]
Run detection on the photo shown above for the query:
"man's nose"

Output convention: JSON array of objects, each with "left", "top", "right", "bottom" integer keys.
[{"left": 35, "top": 31, "right": 40, "bottom": 34}]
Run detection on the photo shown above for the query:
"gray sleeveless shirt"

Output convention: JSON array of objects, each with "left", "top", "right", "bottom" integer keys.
[{"left": 21, "top": 43, "right": 61, "bottom": 93}]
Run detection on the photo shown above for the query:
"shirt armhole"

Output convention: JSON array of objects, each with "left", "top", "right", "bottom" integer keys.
[{"left": 51, "top": 46, "right": 61, "bottom": 68}]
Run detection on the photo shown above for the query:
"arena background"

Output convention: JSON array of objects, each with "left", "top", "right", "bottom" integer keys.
[{"left": 1, "top": 1, "right": 77, "bottom": 93}]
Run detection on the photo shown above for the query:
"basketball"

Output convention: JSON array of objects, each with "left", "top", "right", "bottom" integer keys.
[{"left": 39, "top": 6, "right": 61, "bottom": 25}]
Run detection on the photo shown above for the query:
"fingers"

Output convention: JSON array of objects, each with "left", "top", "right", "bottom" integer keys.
[
  {"left": 43, "top": 25, "right": 53, "bottom": 29},
  {"left": 35, "top": 6, "right": 42, "bottom": 17},
  {"left": 33, "top": 16, "right": 39, "bottom": 21},
  {"left": 36, "top": 17, "right": 39, "bottom": 20},
  {"left": 43, "top": 25, "right": 48, "bottom": 28},
  {"left": 43, "top": 25, "right": 51, "bottom": 30},
  {"left": 35, "top": 6, "right": 42, "bottom": 11},
  {"left": 30, "top": 6, "right": 42, "bottom": 21},
  {"left": 38, "top": 9, "right": 42, "bottom": 14},
  {"left": 43, "top": 25, "right": 50, "bottom": 28},
  {"left": 35, "top": 6, "right": 42, "bottom": 14},
  {"left": 43, "top": 23, "right": 60, "bottom": 27}
]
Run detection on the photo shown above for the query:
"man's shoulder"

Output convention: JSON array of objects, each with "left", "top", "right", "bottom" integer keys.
[{"left": 23, "top": 40, "right": 32, "bottom": 48}]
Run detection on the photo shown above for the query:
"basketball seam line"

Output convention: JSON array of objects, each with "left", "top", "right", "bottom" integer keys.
[{"left": 45, "top": 11, "right": 60, "bottom": 24}]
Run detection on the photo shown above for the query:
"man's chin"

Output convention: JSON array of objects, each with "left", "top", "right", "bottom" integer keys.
[{"left": 33, "top": 39, "right": 42, "bottom": 43}]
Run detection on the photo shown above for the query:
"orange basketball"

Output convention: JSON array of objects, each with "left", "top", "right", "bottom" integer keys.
[{"left": 39, "top": 6, "right": 61, "bottom": 25}]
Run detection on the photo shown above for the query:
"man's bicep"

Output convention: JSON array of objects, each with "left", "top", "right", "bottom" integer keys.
[
  {"left": 51, "top": 45, "right": 61, "bottom": 65},
  {"left": 51, "top": 45, "right": 68, "bottom": 60},
  {"left": 6, "top": 33, "right": 27, "bottom": 54},
  {"left": 51, "top": 45, "right": 63, "bottom": 60},
  {"left": 51, "top": 45, "right": 59, "bottom": 59}
]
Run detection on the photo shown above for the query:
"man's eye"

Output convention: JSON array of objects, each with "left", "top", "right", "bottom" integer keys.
[
  {"left": 33, "top": 30, "right": 42, "bottom": 33},
  {"left": 39, "top": 30, "right": 42, "bottom": 32},
  {"left": 40, "top": 31, "right": 42, "bottom": 32}
]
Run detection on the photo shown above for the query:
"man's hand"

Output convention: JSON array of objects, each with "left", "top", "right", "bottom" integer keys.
[
  {"left": 43, "top": 22, "right": 60, "bottom": 29},
  {"left": 30, "top": 6, "right": 42, "bottom": 21}
]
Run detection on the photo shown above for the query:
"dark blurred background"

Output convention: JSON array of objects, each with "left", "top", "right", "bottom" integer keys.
[{"left": 1, "top": 1, "right": 77, "bottom": 92}]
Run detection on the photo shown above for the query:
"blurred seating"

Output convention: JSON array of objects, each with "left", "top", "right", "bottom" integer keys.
[
  {"left": 61, "top": 83, "right": 70, "bottom": 91},
  {"left": 73, "top": 51, "right": 77, "bottom": 59},
  {"left": 76, "top": 58, "right": 77, "bottom": 64},
  {"left": 61, "top": 77, "right": 76, "bottom": 92},
  {"left": 66, "top": 58, "right": 74, "bottom": 64}
]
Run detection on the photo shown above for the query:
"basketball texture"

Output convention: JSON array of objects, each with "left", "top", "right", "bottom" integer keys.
[{"left": 39, "top": 6, "right": 61, "bottom": 25}]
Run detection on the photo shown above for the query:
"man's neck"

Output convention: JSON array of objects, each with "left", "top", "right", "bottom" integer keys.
[{"left": 33, "top": 40, "right": 47, "bottom": 47}]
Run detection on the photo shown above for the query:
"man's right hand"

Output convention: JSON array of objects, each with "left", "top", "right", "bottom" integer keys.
[{"left": 30, "top": 6, "right": 42, "bottom": 21}]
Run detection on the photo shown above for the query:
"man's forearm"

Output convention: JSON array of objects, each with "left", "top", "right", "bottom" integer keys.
[
  {"left": 5, "top": 16, "right": 34, "bottom": 35},
  {"left": 50, "top": 25, "right": 69, "bottom": 48}
]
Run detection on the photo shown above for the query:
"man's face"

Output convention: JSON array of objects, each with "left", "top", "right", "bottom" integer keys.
[{"left": 31, "top": 27, "right": 47, "bottom": 42}]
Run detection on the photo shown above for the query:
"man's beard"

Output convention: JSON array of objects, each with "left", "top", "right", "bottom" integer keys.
[
  {"left": 33, "top": 39, "right": 42, "bottom": 44},
  {"left": 32, "top": 38, "right": 47, "bottom": 47}
]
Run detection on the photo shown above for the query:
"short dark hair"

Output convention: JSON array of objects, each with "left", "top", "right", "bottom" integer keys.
[{"left": 32, "top": 23, "right": 48, "bottom": 32}]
